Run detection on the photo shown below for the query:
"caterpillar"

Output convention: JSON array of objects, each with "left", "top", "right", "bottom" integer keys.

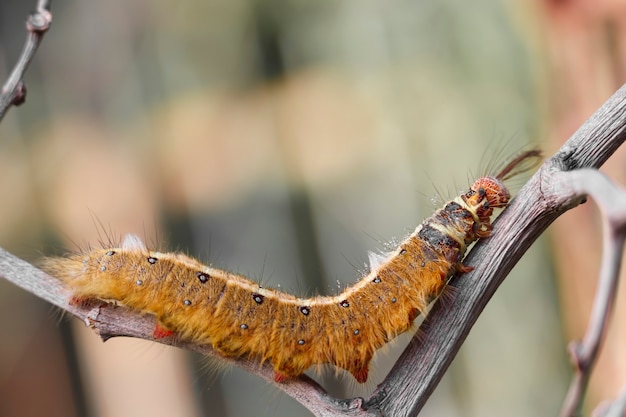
[{"left": 42, "top": 149, "right": 541, "bottom": 384}]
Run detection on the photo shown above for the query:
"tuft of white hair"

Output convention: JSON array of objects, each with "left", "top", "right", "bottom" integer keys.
[
  {"left": 368, "top": 251, "right": 389, "bottom": 271},
  {"left": 122, "top": 234, "right": 147, "bottom": 251}
]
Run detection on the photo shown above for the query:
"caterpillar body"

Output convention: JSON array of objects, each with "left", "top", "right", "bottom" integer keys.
[{"left": 42, "top": 150, "right": 541, "bottom": 384}]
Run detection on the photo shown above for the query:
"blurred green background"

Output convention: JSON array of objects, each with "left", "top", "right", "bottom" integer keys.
[{"left": 2, "top": 0, "right": 616, "bottom": 416}]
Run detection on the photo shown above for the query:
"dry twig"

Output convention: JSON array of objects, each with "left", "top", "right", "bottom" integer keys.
[
  {"left": 594, "top": 384, "right": 626, "bottom": 417},
  {"left": 557, "top": 170, "right": 626, "bottom": 417},
  {"left": 0, "top": 0, "right": 52, "bottom": 121}
]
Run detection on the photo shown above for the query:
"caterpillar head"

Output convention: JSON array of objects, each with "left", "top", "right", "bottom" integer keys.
[
  {"left": 462, "top": 176, "right": 511, "bottom": 226},
  {"left": 471, "top": 176, "right": 510, "bottom": 209},
  {"left": 464, "top": 149, "right": 541, "bottom": 227}
]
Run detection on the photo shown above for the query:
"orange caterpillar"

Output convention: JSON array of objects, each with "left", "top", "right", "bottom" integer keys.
[{"left": 42, "top": 150, "right": 541, "bottom": 384}]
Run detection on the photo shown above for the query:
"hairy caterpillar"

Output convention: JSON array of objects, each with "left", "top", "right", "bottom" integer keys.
[{"left": 42, "top": 150, "right": 541, "bottom": 384}]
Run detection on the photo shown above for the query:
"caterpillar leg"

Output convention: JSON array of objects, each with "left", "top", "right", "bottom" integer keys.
[
  {"left": 273, "top": 371, "right": 289, "bottom": 383},
  {"left": 457, "top": 263, "right": 474, "bottom": 274},
  {"left": 68, "top": 295, "right": 108, "bottom": 309},
  {"left": 476, "top": 224, "right": 493, "bottom": 238},
  {"left": 272, "top": 363, "right": 301, "bottom": 383},
  {"left": 347, "top": 357, "right": 372, "bottom": 383},
  {"left": 271, "top": 357, "right": 312, "bottom": 383},
  {"left": 153, "top": 322, "right": 175, "bottom": 339},
  {"left": 350, "top": 366, "right": 369, "bottom": 384}
]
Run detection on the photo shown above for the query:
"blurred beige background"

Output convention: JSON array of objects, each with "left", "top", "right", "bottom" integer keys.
[{"left": 0, "top": 0, "right": 624, "bottom": 416}]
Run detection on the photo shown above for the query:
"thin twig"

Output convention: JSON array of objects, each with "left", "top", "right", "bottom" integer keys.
[
  {"left": 0, "top": 0, "right": 52, "bottom": 121},
  {"left": 593, "top": 383, "right": 626, "bottom": 417},
  {"left": 556, "top": 170, "right": 626, "bottom": 417}
]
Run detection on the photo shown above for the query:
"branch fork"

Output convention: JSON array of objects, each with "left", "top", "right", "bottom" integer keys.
[{"left": 0, "top": 0, "right": 52, "bottom": 120}]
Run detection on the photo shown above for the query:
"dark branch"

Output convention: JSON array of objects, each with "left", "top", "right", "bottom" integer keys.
[{"left": 0, "top": 0, "right": 52, "bottom": 121}]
